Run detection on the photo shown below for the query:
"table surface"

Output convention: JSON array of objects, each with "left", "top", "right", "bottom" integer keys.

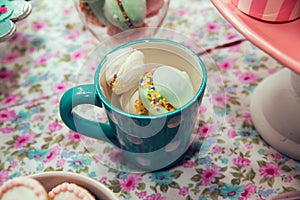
[{"left": 0, "top": 0, "right": 299, "bottom": 200}]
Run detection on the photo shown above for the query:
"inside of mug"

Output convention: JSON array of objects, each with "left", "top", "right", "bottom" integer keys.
[{"left": 99, "top": 40, "right": 204, "bottom": 114}]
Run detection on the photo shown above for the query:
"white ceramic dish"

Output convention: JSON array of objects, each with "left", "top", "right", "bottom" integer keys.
[{"left": 29, "top": 171, "right": 118, "bottom": 200}]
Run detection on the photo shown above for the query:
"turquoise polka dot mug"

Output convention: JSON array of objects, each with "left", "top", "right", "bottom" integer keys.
[{"left": 59, "top": 34, "right": 207, "bottom": 171}]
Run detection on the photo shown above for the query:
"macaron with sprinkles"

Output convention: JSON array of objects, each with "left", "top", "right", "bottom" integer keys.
[
  {"left": 138, "top": 66, "right": 195, "bottom": 115},
  {"left": 105, "top": 47, "right": 145, "bottom": 95},
  {"left": 103, "top": 0, "right": 147, "bottom": 30}
]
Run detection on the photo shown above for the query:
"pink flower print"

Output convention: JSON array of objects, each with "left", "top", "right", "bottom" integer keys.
[
  {"left": 13, "top": 132, "right": 36, "bottom": 148},
  {"left": 227, "top": 128, "right": 237, "bottom": 138},
  {"left": 0, "top": 169, "right": 8, "bottom": 185},
  {"left": 10, "top": 161, "right": 18, "bottom": 168},
  {"left": 1, "top": 94, "right": 22, "bottom": 106},
  {"left": 66, "top": 30, "right": 80, "bottom": 40},
  {"left": 0, "top": 109, "right": 16, "bottom": 122},
  {"left": 239, "top": 183, "right": 256, "bottom": 200},
  {"left": 227, "top": 118, "right": 235, "bottom": 124},
  {"left": 20, "top": 37, "right": 28, "bottom": 46},
  {"left": 99, "top": 177, "right": 107, "bottom": 183},
  {"left": 226, "top": 33, "right": 239, "bottom": 40},
  {"left": 52, "top": 82, "right": 72, "bottom": 93},
  {"left": 233, "top": 157, "right": 251, "bottom": 167},
  {"left": 200, "top": 166, "right": 221, "bottom": 186},
  {"left": 206, "top": 22, "right": 221, "bottom": 32},
  {"left": 259, "top": 162, "right": 281, "bottom": 178},
  {"left": 229, "top": 44, "right": 241, "bottom": 53},
  {"left": 70, "top": 50, "right": 85, "bottom": 62},
  {"left": 0, "top": 127, "right": 14, "bottom": 134},
  {"left": 200, "top": 7, "right": 210, "bottom": 15},
  {"left": 234, "top": 70, "right": 242, "bottom": 76},
  {"left": 120, "top": 174, "right": 142, "bottom": 192},
  {"left": 272, "top": 153, "right": 282, "bottom": 160},
  {"left": 48, "top": 122, "right": 63, "bottom": 132},
  {"left": 2, "top": 51, "right": 20, "bottom": 64},
  {"left": 10, "top": 32, "right": 22, "bottom": 42},
  {"left": 184, "top": 41, "right": 197, "bottom": 50},
  {"left": 87, "top": 64, "right": 97, "bottom": 73},
  {"left": 190, "top": 32, "right": 198, "bottom": 38},
  {"left": 268, "top": 68, "right": 277, "bottom": 74},
  {"left": 198, "top": 123, "right": 216, "bottom": 138},
  {"left": 35, "top": 54, "right": 52, "bottom": 65},
  {"left": 51, "top": 97, "right": 60, "bottom": 105},
  {"left": 238, "top": 72, "right": 257, "bottom": 84},
  {"left": 211, "top": 93, "right": 230, "bottom": 107},
  {"left": 175, "top": 9, "right": 188, "bottom": 16},
  {"left": 33, "top": 115, "right": 43, "bottom": 121},
  {"left": 68, "top": 131, "right": 83, "bottom": 142},
  {"left": 0, "top": 70, "right": 15, "bottom": 81},
  {"left": 243, "top": 113, "right": 252, "bottom": 124},
  {"left": 32, "top": 22, "right": 45, "bottom": 31},
  {"left": 283, "top": 175, "right": 293, "bottom": 183},
  {"left": 137, "top": 191, "right": 147, "bottom": 199},
  {"left": 182, "top": 161, "right": 195, "bottom": 168},
  {"left": 44, "top": 146, "right": 60, "bottom": 163},
  {"left": 212, "top": 145, "right": 222, "bottom": 154},
  {"left": 63, "top": 8, "right": 73, "bottom": 14},
  {"left": 25, "top": 98, "right": 42, "bottom": 107},
  {"left": 179, "top": 186, "right": 189, "bottom": 196},
  {"left": 226, "top": 23, "right": 234, "bottom": 29},
  {"left": 144, "top": 193, "right": 166, "bottom": 200},
  {"left": 94, "top": 153, "right": 103, "bottom": 163},
  {"left": 199, "top": 105, "right": 207, "bottom": 113},
  {"left": 56, "top": 158, "right": 66, "bottom": 167},
  {"left": 218, "top": 58, "right": 235, "bottom": 71}
]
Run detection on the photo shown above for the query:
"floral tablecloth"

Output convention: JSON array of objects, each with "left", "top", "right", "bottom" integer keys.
[{"left": 0, "top": 0, "right": 299, "bottom": 200}]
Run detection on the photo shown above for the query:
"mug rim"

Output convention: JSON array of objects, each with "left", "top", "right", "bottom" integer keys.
[{"left": 94, "top": 38, "right": 207, "bottom": 119}]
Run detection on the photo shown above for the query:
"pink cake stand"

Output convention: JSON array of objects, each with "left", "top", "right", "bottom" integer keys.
[{"left": 211, "top": 0, "right": 300, "bottom": 160}]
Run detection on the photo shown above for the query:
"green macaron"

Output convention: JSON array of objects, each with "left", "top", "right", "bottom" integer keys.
[{"left": 103, "top": 0, "right": 146, "bottom": 30}]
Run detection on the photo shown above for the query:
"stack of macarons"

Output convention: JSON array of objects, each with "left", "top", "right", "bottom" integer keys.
[
  {"left": 79, "top": 0, "right": 165, "bottom": 35},
  {"left": 104, "top": 47, "right": 195, "bottom": 115}
]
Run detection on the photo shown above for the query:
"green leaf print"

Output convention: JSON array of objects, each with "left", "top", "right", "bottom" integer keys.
[
  {"left": 282, "top": 186, "right": 298, "bottom": 192},
  {"left": 160, "top": 184, "right": 169, "bottom": 193},
  {"left": 243, "top": 168, "right": 256, "bottom": 181},
  {"left": 172, "top": 170, "right": 183, "bottom": 179},
  {"left": 191, "top": 174, "right": 201, "bottom": 182},
  {"left": 231, "top": 178, "right": 240, "bottom": 185},
  {"left": 137, "top": 182, "right": 146, "bottom": 190},
  {"left": 107, "top": 180, "right": 121, "bottom": 193},
  {"left": 195, "top": 168, "right": 203, "bottom": 174},
  {"left": 169, "top": 181, "right": 180, "bottom": 189},
  {"left": 267, "top": 178, "right": 275, "bottom": 187},
  {"left": 281, "top": 165, "right": 292, "bottom": 172}
]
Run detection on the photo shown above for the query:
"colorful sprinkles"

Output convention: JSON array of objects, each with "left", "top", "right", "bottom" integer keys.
[
  {"left": 109, "top": 74, "right": 118, "bottom": 91},
  {"left": 79, "top": 1, "right": 103, "bottom": 26},
  {"left": 116, "top": 0, "right": 135, "bottom": 28},
  {"left": 139, "top": 70, "right": 176, "bottom": 112},
  {"left": 134, "top": 99, "right": 149, "bottom": 115}
]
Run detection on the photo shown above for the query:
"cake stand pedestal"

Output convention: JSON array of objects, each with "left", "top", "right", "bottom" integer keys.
[
  {"left": 251, "top": 68, "right": 300, "bottom": 159},
  {"left": 210, "top": 0, "right": 300, "bottom": 160}
]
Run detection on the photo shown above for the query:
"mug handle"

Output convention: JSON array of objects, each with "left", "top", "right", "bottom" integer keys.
[{"left": 59, "top": 84, "right": 115, "bottom": 143}]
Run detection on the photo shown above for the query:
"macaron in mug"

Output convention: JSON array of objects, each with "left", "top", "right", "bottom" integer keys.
[{"left": 59, "top": 37, "right": 207, "bottom": 171}]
